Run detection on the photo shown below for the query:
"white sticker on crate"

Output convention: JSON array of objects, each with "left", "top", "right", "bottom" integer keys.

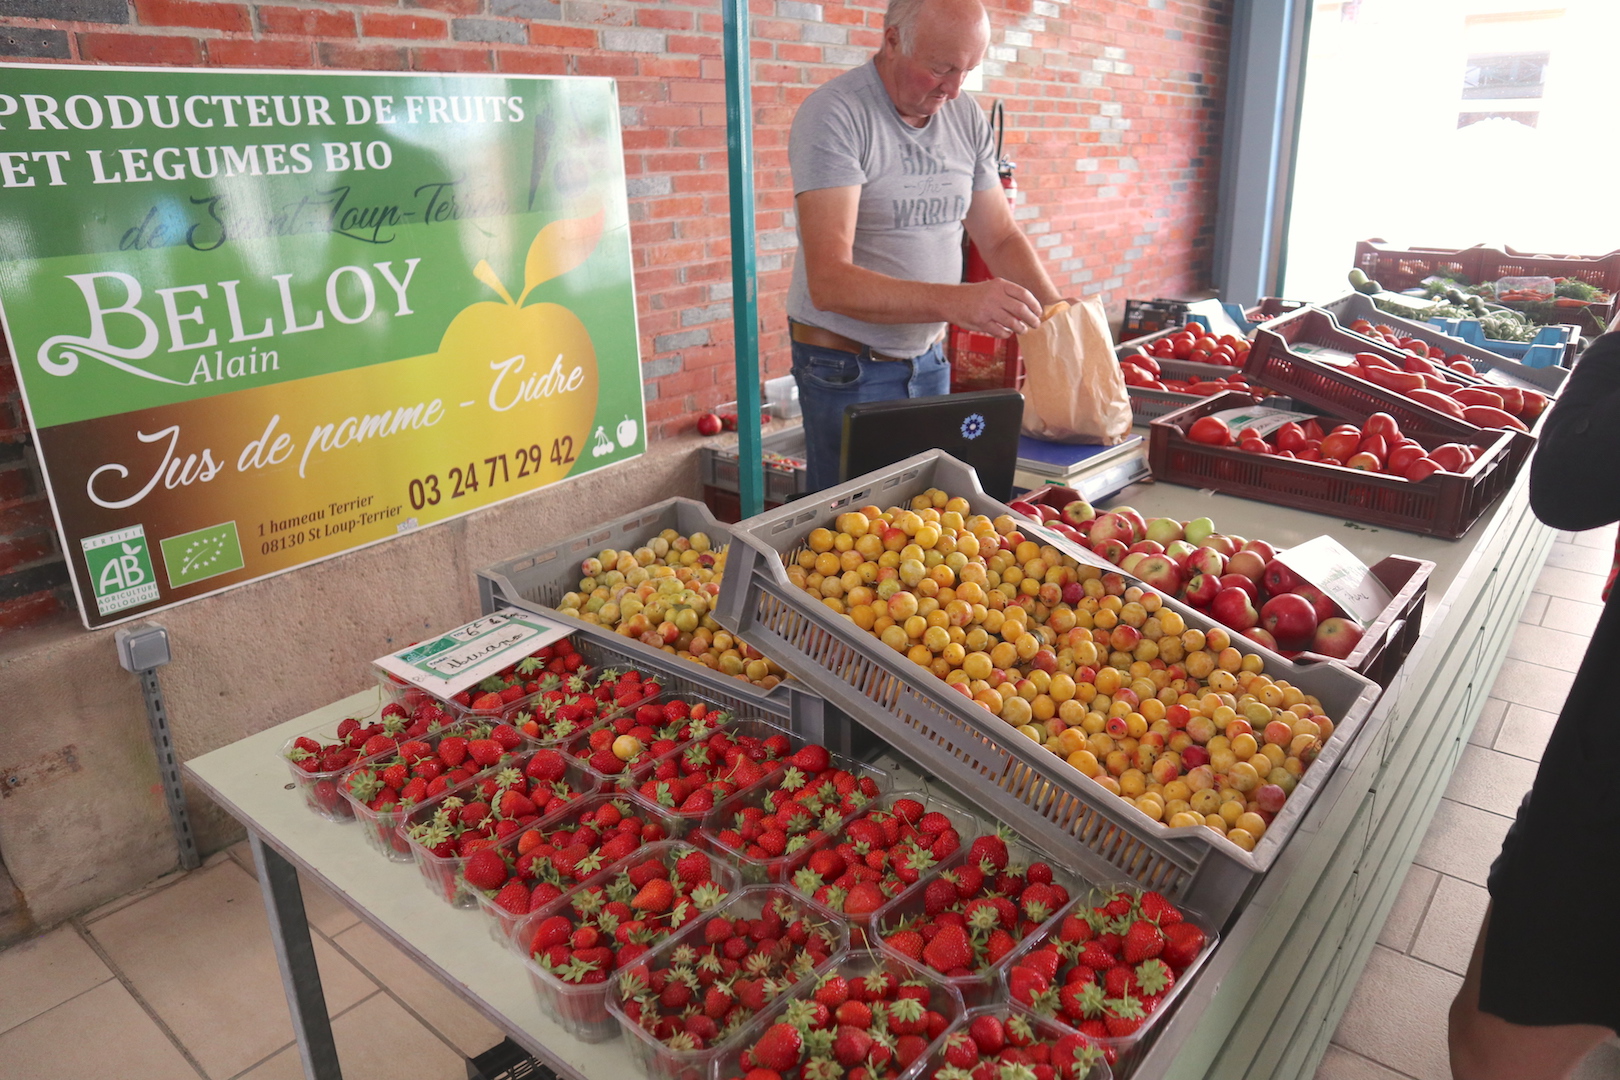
[
  {"left": 374, "top": 608, "right": 572, "bottom": 698},
  {"left": 1275, "top": 536, "right": 1394, "bottom": 630}
]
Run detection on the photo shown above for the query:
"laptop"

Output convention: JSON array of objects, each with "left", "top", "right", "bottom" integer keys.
[{"left": 840, "top": 388, "right": 1025, "bottom": 501}]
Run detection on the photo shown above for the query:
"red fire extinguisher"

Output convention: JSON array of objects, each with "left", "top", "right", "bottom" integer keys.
[
  {"left": 965, "top": 101, "right": 1016, "bottom": 285},
  {"left": 950, "top": 101, "right": 1023, "bottom": 392}
]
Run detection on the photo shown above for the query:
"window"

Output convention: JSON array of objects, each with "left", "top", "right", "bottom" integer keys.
[{"left": 1462, "top": 52, "right": 1549, "bottom": 100}]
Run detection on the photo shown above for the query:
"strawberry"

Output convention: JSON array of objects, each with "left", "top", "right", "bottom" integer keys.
[
  {"left": 751, "top": 1023, "right": 803, "bottom": 1071},
  {"left": 968, "top": 1014, "right": 1005, "bottom": 1054},
  {"left": 921, "top": 924, "right": 972, "bottom": 973},
  {"left": 464, "top": 849, "right": 510, "bottom": 891},
  {"left": 968, "top": 832, "right": 1009, "bottom": 871},
  {"left": 674, "top": 851, "right": 713, "bottom": 887},
  {"left": 1103, "top": 996, "right": 1146, "bottom": 1038},
  {"left": 631, "top": 879, "right": 675, "bottom": 913},
  {"left": 1139, "top": 891, "right": 1183, "bottom": 927},
  {"left": 832, "top": 1025, "right": 873, "bottom": 1066},
  {"left": 1122, "top": 919, "right": 1165, "bottom": 963},
  {"left": 1162, "top": 921, "right": 1206, "bottom": 969},
  {"left": 886, "top": 929, "right": 924, "bottom": 961}
]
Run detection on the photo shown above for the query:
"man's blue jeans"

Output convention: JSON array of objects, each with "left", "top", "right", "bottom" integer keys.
[{"left": 790, "top": 335, "right": 950, "bottom": 492}]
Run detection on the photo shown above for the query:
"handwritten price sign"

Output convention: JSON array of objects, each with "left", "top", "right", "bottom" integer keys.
[{"left": 0, "top": 66, "right": 644, "bottom": 627}]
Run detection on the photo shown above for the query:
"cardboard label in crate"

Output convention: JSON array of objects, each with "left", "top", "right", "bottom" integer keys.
[{"left": 375, "top": 609, "right": 570, "bottom": 699}]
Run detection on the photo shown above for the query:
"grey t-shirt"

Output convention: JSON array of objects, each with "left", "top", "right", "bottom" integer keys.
[{"left": 787, "top": 60, "right": 999, "bottom": 356}]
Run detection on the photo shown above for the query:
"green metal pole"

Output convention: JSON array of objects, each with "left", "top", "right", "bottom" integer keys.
[{"left": 722, "top": 0, "right": 765, "bottom": 519}]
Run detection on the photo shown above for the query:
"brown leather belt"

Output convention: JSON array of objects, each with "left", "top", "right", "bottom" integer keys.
[{"left": 790, "top": 320, "right": 915, "bottom": 362}]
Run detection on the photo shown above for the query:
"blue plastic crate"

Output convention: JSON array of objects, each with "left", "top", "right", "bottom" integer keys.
[{"left": 1426, "top": 317, "right": 1574, "bottom": 369}]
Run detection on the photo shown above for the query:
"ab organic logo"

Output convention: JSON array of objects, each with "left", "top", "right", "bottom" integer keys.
[{"left": 81, "top": 525, "right": 159, "bottom": 615}]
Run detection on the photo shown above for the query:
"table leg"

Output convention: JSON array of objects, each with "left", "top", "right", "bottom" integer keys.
[{"left": 251, "top": 832, "right": 344, "bottom": 1080}]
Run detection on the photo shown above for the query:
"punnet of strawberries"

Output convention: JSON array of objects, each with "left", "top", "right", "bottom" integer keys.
[
  {"left": 702, "top": 746, "right": 883, "bottom": 865},
  {"left": 342, "top": 722, "right": 551, "bottom": 818},
  {"left": 405, "top": 752, "right": 578, "bottom": 873},
  {"left": 570, "top": 695, "right": 735, "bottom": 782},
  {"left": 878, "top": 828, "right": 1073, "bottom": 981},
  {"left": 526, "top": 667, "right": 662, "bottom": 745},
  {"left": 924, "top": 1008, "right": 1106, "bottom": 1080},
  {"left": 613, "top": 890, "right": 843, "bottom": 1054},
  {"left": 479, "top": 795, "right": 678, "bottom": 919},
  {"left": 722, "top": 961, "right": 958, "bottom": 1080},
  {"left": 523, "top": 845, "right": 735, "bottom": 988},
  {"left": 789, "top": 796, "right": 974, "bottom": 920},
  {"left": 631, "top": 723, "right": 806, "bottom": 819},
  {"left": 1006, "top": 885, "right": 1209, "bottom": 1058},
  {"left": 285, "top": 704, "right": 450, "bottom": 776}
]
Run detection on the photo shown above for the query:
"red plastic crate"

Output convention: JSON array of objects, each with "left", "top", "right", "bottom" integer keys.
[
  {"left": 1242, "top": 306, "right": 1537, "bottom": 477},
  {"left": 1147, "top": 391, "right": 1521, "bottom": 540},
  {"left": 947, "top": 325, "right": 1022, "bottom": 392}
]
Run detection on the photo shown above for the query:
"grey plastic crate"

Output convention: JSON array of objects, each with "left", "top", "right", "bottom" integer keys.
[
  {"left": 475, "top": 498, "right": 843, "bottom": 751},
  {"left": 712, "top": 451, "right": 1381, "bottom": 925},
  {"left": 700, "top": 426, "right": 808, "bottom": 504},
  {"left": 1316, "top": 292, "right": 1568, "bottom": 395}
]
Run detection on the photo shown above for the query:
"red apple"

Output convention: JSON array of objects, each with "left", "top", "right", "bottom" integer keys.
[
  {"left": 1136, "top": 555, "right": 1183, "bottom": 595},
  {"left": 1112, "top": 507, "right": 1148, "bottom": 543},
  {"left": 1291, "top": 583, "right": 1342, "bottom": 623},
  {"left": 1312, "top": 617, "right": 1363, "bottom": 659},
  {"left": 1181, "top": 571, "right": 1220, "bottom": 607},
  {"left": 1245, "top": 626, "right": 1279, "bottom": 651},
  {"left": 697, "top": 412, "right": 723, "bottom": 436},
  {"left": 1219, "top": 573, "right": 1260, "bottom": 603},
  {"left": 1262, "top": 558, "right": 1300, "bottom": 596},
  {"left": 1036, "top": 504, "right": 1062, "bottom": 524},
  {"left": 1203, "top": 533, "right": 1239, "bottom": 558},
  {"left": 1164, "top": 540, "right": 1198, "bottom": 564},
  {"left": 1127, "top": 540, "right": 1165, "bottom": 557},
  {"left": 1183, "top": 546, "right": 1226, "bottom": 579},
  {"left": 1260, "top": 593, "right": 1318, "bottom": 650},
  {"left": 1211, "top": 586, "right": 1259, "bottom": 631},
  {"left": 1121, "top": 552, "right": 1149, "bottom": 576},
  {"left": 1226, "top": 549, "right": 1267, "bottom": 583},
  {"left": 1060, "top": 498, "right": 1095, "bottom": 528},
  {"left": 1242, "top": 539, "right": 1277, "bottom": 563},
  {"left": 1008, "top": 500, "right": 1040, "bottom": 521},
  {"left": 1091, "top": 539, "right": 1128, "bottom": 565},
  {"left": 1089, "top": 512, "right": 1138, "bottom": 548}
]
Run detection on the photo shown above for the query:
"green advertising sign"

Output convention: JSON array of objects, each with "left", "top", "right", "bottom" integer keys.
[{"left": 0, "top": 65, "right": 645, "bottom": 627}]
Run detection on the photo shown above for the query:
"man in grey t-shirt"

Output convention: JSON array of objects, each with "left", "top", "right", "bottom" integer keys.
[{"left": 786, "top": 0, "right": 1069, "bottom": 490}]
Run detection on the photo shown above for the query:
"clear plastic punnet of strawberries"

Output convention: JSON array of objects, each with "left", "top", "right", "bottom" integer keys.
[{"left": 1003, "top": 883, "right": 1215, "bottom": 1068}]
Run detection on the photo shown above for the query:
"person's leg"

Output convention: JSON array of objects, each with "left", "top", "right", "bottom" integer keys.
[
  {"left": 791, "top": 342, "right": 913, "bottom": 490},
  {"left": 791, "top": 340, "right": 866, "bottom": 492},
  {"left": 907, "top": 340, "right": 951, "bottom": 398},
  {"left": 1449, "top": 906, "right": 1615, "bottom": 1080}
]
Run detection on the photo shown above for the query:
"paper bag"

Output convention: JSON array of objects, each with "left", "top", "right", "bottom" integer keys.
[{"left": 1018, "top": 298, "right": 1133, "bottom": 444}]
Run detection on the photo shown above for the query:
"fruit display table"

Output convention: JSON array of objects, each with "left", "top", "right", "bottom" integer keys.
[{"left": 184, "top": 460, "right": 1552, "bottom": 1080}]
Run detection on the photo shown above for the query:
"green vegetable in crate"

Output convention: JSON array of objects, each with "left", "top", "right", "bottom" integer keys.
[
  {"left": 1554, "top": 278, "right": 1601, "bottom": 301},
  {"left": 1347, "top": 267, "right": 1381, "bottom": 295}
]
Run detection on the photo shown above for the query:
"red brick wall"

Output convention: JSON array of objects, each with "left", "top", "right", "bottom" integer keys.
[{"left": 0, "top": 0, "right": 1230, "bottom": 629}]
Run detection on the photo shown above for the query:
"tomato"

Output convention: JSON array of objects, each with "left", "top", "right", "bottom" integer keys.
[
  {"left": 1429, "top": 443, "right": 1472, "bottom": 472},
  {"left": 1274, "top": 421, "right": 1308, "bottom": 453},
  {"left": 1188, "top": 416, "right": 1232, "bottom": 445},
  {"left": 1189, "top": 347, "right": 1215, "bottom": 364},
  {"left": 1403, "top": 457, "right": 1444, "bottom": 482},
  {"left": 1361, "top": 365, "right": 1427, "bottom": 394},
  {"left": 1357, "top": 434, "right": 1389, "bottom": 463},
  {"left": 1454, "top": 387, "right": 1505, "bottom": 411},
  {"left": 1495, "top": 386, "right": 1525, "bottom": 415},
  {"left": 1345, "top": 451, "right": 1382, "bottom": 472},
  {"left": 1406, "top": 388, "right": 1463, "bottom": 419},
  {"left": 1462, "top": 405, "right": 1528, "bottom": 432},
  {"left": 1122, "top": 365, "right": 1156, "bottom": 387},
  {"left": 1387, "top": 442, "right": 1426, "bottom": 473},
  {"left": 1363, "top": 413, "right": 1401, "bottom": 440},
  {"left": 1211, "top": 347, "right": 1236, "bottom": 366},
  {"left": 1274, "top": 449, "right": 1295, "bottom": 459},
  {"left": 1236, "top": 427, "right": 1263, "bottom": 443},
  {"left": 1355, "top": 351, "right": 1396, "bottom": 370},
  {"left": 1448, "top": 359, "right": 1476, "bottom": 377},
  {"left": 1519, "top": 389, "right": 1548, "bottom": 419},
  {"left": 1172, "top": 336, "right": 1195, "bottom": 360},
  {"left": 1402, "top": 354, "right": 1437, "bottom": 376},
  {"left": 1239, "top": 437, "right": 1271, "bottom": 454},
  {"left": 1152, "top": 339, "right": 1176, "bottom": 358},
  {"left": 1298, "top": 448, "right": 1323, "bottom": 461},
  {"left": 1301, "top": 419, "right": 1326, "bottom": 441},
  {"left": 1320, "top": 429, "right": 1362, "bottom": 461}
]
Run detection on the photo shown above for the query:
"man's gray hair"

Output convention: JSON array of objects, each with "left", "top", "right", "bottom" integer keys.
[{"left": 884, "top": 0, "right": 928, "bottom": 53}]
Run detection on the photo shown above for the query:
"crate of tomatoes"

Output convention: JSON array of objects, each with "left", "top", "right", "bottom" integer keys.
[{"left": 1148, "top": 391, "right": 1520, "bottom": 539}]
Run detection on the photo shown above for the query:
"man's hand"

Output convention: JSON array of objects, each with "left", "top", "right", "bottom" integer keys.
[{"left": 954, "top": 278, "right": 1043, "bottom": 337}]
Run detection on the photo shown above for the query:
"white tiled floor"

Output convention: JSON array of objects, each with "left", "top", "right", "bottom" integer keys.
[
  {"left": 0, "top": 847, "right": 500, "bottom": 1080},
  {"left": 3, "top": 533, "right": 1617, "bottom": 1080},
  {"left": 1317, "top": 526, "right": 1620, "bottom": 1080}
]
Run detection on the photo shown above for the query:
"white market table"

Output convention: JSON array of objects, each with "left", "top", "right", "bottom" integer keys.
[{"left": 185, "top": 456, "right": 1556, "bottom": 1080}]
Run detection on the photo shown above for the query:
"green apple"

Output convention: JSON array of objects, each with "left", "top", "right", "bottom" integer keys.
[
  {"left": 1184, "top": 516, "right": 1217, "bottom": 547},
  {"left": 1144, "top": 517, "right": 1185, "bottom": 545}
]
